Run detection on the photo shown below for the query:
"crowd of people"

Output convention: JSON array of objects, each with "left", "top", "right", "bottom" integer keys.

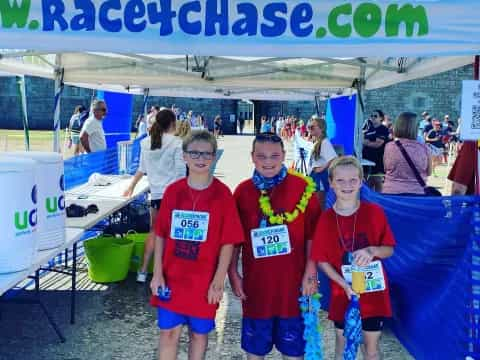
[{"left": 66, "top": 102, "right": 227, "bottom": 156}]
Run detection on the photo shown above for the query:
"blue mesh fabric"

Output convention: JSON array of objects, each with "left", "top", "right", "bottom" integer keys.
[{"left": 323, "top": 185, "right": 480, "bottom": 359}]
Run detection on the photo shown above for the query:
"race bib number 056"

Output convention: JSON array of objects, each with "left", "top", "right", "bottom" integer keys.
[
  {"left": 251, "top": 225, "right": 291, "bottom": 259},
  {"left": 170, "top": 210, "right": 209, "bottom": 242},
  {"left": 341, "top": 260, "right": 386, "bottom": 293}
]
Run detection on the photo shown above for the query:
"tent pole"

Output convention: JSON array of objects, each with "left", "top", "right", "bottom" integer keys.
[
  {"left": 474, "top": 55, "right": 479, "bottom": 80},
  {"left": 17, "top": 76, "right": 30, "bottom": 151},
  {"left": 143, "top": 88, "right": 150, "bottom": 120},
  {"left": 53, "top": 54, "right": 64, "bottom": 153},
  {"left": 354, "top": 64, "right": 367, "bottom": 159}
]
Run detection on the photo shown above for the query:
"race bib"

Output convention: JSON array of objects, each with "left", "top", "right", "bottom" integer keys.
[
  {"left": 251, "top": 225, "right": 291, "bottom": 259},
  {"left": 341, "top": 260, "right": 386, "bottom": 293},
  {"left": 170, "top": 210, "right": 209, "bottom": 242}
]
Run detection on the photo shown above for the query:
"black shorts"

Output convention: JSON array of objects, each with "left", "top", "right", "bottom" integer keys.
[
  {"left": 334, "top": 317, "right": 385, "bottom": 332},
  {"left": 150, "top": 199, "right": 161, "bottom": 210}
]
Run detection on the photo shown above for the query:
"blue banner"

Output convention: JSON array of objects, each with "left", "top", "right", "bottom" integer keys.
[{"left": 0, "top": 1, "right": 479, "bottom": 57}]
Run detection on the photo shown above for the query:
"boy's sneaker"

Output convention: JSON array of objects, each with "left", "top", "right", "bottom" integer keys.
[{"left": 136, "top": 271, "right": 147, "bottom": 283}]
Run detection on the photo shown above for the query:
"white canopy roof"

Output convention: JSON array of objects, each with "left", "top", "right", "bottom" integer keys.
[{"left": 0, "top": 51, "right": 474, "bottom": 100}]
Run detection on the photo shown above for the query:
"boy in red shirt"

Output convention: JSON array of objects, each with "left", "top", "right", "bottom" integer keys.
[
  {"left": 150, "top": 130, "right": 243, "bottom": 360},
  {"left": 229, "top": 132, "right": 321, "bottom": 359},
  {"left": 311, "top": 156, "right": 395, "bottom": 360}
]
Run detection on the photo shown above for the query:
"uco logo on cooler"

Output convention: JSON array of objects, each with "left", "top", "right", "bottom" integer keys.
[
  {"left": 46, "top": 175, "right": 65, "bottom": 215},
  {"left": 14, "top": 185, "right": 38, "bottom": 231}
]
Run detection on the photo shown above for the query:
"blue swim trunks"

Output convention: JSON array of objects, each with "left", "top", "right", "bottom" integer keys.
[
  {"left": 157, "top": 307, "right": 215, "bottom": 334},
  {"left": 241, "top": 317, "right": 305, "bottom": 357}
]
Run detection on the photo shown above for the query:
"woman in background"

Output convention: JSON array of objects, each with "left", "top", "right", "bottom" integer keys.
[
  {"left": 382, "top": 112, "right": 432, "bottom": 195},
  {"left": 308, "top": 115, "right": 338, "bottom": 208},
  {"left": 124, "top": 109, "right": 186, "bottom": 283}
]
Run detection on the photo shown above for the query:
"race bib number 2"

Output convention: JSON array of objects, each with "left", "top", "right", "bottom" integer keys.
[
  {"left": 251, "top": 225, "right": 291, "bottom": 259},
  {"left": 341, "top": 260, "right": 386, "bottom": 293},
  {"left": 170, "top": 210, "right": 209, "bottom": 242}
]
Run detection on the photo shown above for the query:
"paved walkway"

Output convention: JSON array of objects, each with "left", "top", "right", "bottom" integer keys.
[{"left": 0, "top": 135, "right": 415, "bottom": 359}]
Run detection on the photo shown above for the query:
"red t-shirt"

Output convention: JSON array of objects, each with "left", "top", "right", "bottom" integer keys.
[
  {"left": 311, "top": 202, "right": 396, "bottom": 322},
  {"left": 447, "top": 141, "right": 478, "bottom": 195},
  {"left": 151, "top": 178, "right": 244, "bottom": 319},
  {"left": 234, "top": 174, "right": 321, "bottom": 319}
]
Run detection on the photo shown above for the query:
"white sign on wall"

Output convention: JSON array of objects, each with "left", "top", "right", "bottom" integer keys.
[{"left": 460, "top": 81, "right": 480, "bottom": 140}]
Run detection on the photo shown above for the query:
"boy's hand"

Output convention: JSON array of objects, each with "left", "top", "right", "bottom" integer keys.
[
  {"left": 353, "top": 247, "right": 374, "bottom": 267},
  {"left": 301, "top": 271, "right": 318, "bottom": 296},
  {"left": 228, "top": 272, "right": 247, "bottom": 300},
  {"left": 343, "top": 284, "right": 357, "bottom": 300},
  {"left": 150, "top": 274, "right": 166, "bottom": 296},
  {"left": 208, "top": 278, "right": 225, "bottom": 304}
]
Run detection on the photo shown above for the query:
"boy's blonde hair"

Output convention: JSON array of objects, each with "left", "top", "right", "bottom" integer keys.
[
  {"left": 182, "top": 130, "right": 218, "bottom": 153},
  {"left": 328, "top": 156, "right": 364, "bottom": 181}
]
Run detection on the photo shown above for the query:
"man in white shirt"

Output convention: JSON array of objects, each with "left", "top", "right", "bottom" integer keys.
[{"left": 80, "top": 100, "right": 107, "bottom": 153}]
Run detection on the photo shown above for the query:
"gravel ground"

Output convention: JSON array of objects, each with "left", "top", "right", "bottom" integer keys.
[
  {"left": 0, "top": 134, "right": 418, "bottom": 359},
  {"left": 0, "top": 268, "right": 413, "bottom": 360}
]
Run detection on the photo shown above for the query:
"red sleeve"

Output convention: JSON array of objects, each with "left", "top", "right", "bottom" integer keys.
[
  {"left": 220, "top": 188, "right": 244, "bottom": 245},
  {"left": 305, "top": 193, "right": 321, "bottom": 240},
  {"left": 447, "top": 141, "right": 475, "bottom": 188},
  {"left": 310, "top": 212, "right": 332, "bottom": 263},
  {"left": 375, "top": 206, "right": 396, "bottom": 247},
  {"left": 154, "top": 187, "right": 173, "bottom": 239}
]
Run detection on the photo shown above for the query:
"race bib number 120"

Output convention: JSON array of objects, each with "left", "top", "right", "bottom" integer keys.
[
  {"left": 251, "top": 225, "right": 291, "bottom": 259},
  {"left": 170, "top": 210, "right": 209, "bottom": 242}
]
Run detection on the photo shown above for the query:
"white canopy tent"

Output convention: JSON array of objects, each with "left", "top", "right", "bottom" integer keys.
[{"left": 0, "top": 0, "right": 478, "bottom": 151}]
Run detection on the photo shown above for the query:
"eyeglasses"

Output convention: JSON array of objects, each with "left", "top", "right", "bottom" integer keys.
[
  {"left": 371, "top": 114, "right": 379, "bottom": 118},
  {"left": 255, "top": 132, "right": 282, "bottom": 143},
  {"left": 185, "top": 150, "right": 215, "bottom": 160},
  {"left": 96, "top": 108, "right": 107, "bottom": 112},
  {"left": 307, "top": 124, "right": 318, "bottom": 130}
]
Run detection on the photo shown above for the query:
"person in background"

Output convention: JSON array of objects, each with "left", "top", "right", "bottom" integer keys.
[
  {"left": 382, "top": 112, "right": 432, "bottom": 195},
  {"left": 308, "top": 115, "right": 338, "bottom": 208},
  {"left": 442, "top": 120, "right": 456, "bottom": 164},
  {"left": 448, "top": 140, "right": 478, "bottom": 195},
  {"left": 260, "top": 116, "right": 271, "bottom": 133},
  {"left": 238, "top": 115, "right": 245, "bottom": 135},
  {"left": 214, "top": 115, "right": 222, "bottom": 138},
  {"left": 80, "top": 99, "right": 107, "bottom": 153},
  {"left": 362, "top": 109, "right": 390, "bottom": 192},
  {"left": 150, "top": 131, "right": 243, "bottom": 360},
  {"left": 382, "top": 115, "right": 394, "bottom": 140},
  {"left": 418, "top": 111, "right": 430, "bottom": 137},
  {"left": 136, "top": 114, "right": 147, "bottom": 138},
  {"left": 124, "top": 109, "right": 186, "bottom": 283},
  {"left": 422, "top": 116, "right": 433, "bottom": 140},
  {"left": 311, "top": 156, "right": 395, "bottom": 360},
  {"left": 276, "top": 116, "right": 284, "bottom": 138},
  {"left": 425, "top": 120, "right": 445, "bottom": 176},
  {"left": 442, "top": 115, "right": 450, "bottom": 131},
  {"left": 175, "top": 119, "right": 192, "bottom": 140},
  {"left": 68, "top": 105, "right": 87, "bottom": 156},
  {"left": 147, "top": 106, "right": 160, "bottom": 132}
]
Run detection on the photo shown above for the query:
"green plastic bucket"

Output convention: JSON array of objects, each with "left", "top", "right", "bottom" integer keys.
[
  {"left": 84, "top": 236, "right": 134, "bottom": 283},
  {"left": 127, "top": 232, "right": 154, "bottom": 273}
]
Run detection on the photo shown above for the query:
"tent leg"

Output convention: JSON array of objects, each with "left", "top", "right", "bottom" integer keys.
[
  {"left": 474, "top": 55, "right": 479, "bottom": 80},
  {"left": 53, "top": 54, "right": 64, "bottom": 153},
  {"left": 17, "top": 76, "right": 30, "bottom": 151}
]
